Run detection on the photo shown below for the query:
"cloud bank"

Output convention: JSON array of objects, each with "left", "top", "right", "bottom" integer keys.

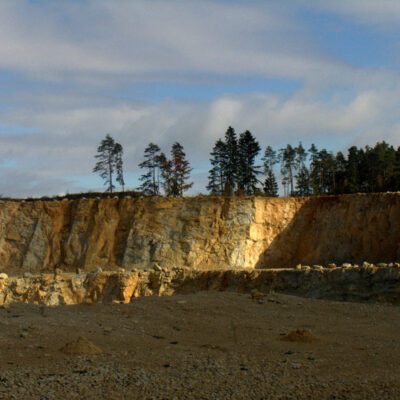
[{"left": 0, "top": 1, "right": 399, "bottom": 196}]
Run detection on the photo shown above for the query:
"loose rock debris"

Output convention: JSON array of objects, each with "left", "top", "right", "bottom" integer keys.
[
  {"left": 59, "top": 336, "right": 103, "bottom": 355},
  {"left": 280, "top": 329, "right": 319, "bottom": 343},
  {"left": 0, "top": 291, "right": 399, "bottom": 399}
]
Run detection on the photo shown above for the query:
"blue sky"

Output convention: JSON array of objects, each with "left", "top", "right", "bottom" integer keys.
[{"left": 0, "top": 0, "right": 400, "bottom": 196}]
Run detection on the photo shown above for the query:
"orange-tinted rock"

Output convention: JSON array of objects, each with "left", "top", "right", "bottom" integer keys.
[
  {"left": 0, "top": 266, "right": 399, "bottom": 306},
  {"left": 0, "top": 194, "right": 399, "bottom": 274}
]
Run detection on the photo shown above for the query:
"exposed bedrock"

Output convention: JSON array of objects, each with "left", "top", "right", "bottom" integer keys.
[
  {"left": 0, "top": 265, "right": 399, "bottom": 306},
  {"left": 0, "top": 193, "right": 399, "bottom": 274}
]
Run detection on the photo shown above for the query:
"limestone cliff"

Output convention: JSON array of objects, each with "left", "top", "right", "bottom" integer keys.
[
  {"left": 0, "top": 193, "right": 399, "bottom": 274},
  {"left": 0, "top": 265, "right": 399, "bottom": 306}
]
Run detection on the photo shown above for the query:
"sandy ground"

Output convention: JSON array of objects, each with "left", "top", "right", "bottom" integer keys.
[{"left": 0, "top": 291, "right": 399, "bottom": 399}]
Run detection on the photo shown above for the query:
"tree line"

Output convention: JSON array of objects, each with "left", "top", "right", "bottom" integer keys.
[
  {"left": 93, "top": 129, "right": 400, "bottom": 197},
  {"left": 93, "top": 134, "right": 193, "bottom": 196}
]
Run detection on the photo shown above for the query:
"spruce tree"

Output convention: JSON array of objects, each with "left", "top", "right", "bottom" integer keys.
[
  {"left": 262, "top": 146, "right": 279, "bottom": 197},
  {"left": 171, "top": 142, "right": 193, "bottom": 197},
  {"left": 264, "top": 169, "right": 278, "bottom": 197},
  {"left": 237, "top": 130, "right": 261, "bottom": 195},
  {"left": 295, "top": 166, "right": 311, "bottom": 196},
  {"left": 207, "top": 139, "right": 227, "bottom": 195},
  {"left": 160, "top": 142, "right": 193, "bottom": 197},
  {"left": 372, "top": 141, "right": 396, "bottom": 191},
  {"left": 323, "top": 151, "right": 337, "bottom": 194},
  {"left": 345, "top": 146, "right": 361, "bottom": 193},
  {"left": 394, "top": 147, "right": 400, "bottom": 191},
  {"left": 222, "top": 126, "right": 239, "bottom": 194},
  {"left": 334, "top": 151, "right": 347, "bottom": 194}
]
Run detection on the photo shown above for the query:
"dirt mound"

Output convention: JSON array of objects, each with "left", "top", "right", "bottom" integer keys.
[
  {"left": 59, "top": 336, "right": 103, "bottom": 355},
  {"left": 280, "top": 329, "right": 319, "bottom": 343}
]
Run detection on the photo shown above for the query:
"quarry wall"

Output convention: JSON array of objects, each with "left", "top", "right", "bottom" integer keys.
[
  {"left": 0, "top": 193, "right": 399, "bottom": 275},
  {"left": 0, "top": 264, "right": 399, "bottom": 306}
]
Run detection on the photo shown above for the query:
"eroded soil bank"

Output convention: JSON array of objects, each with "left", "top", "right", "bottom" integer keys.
[
  {"left": 1, "top": 193, "right": 400, "bottom": 274},
  {"left": 1, "top": 263, "right": 399, "bottom": 306}
]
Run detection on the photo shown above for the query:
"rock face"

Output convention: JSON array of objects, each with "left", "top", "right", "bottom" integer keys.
[
  {"left": 0, "top": 193, "right": 400, "bottom": 274},
  {"left": 0, "top": 265, "right": 399, "bottom": 306}
]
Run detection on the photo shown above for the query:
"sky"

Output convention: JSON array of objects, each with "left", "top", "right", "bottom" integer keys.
[{"left": 1, "top": 0, "right": 400, "bottom": 197}]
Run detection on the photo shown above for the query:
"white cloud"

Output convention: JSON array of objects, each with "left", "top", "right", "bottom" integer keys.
[
  {"left": 0, "top": 0, "right": 397, "bottom": 88},
  {"left": 0, "top": 1, "right": 399, "bottom": 196}
]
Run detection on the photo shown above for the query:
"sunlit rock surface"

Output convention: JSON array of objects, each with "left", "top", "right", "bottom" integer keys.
[
  {"left": 0, "top": 193, "right": 399, "bottom": 275},
  {"left": 0, "top": 265, "right": 399, "bottom": 306}
]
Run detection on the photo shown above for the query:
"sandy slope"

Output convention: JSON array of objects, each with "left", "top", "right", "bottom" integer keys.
[{"left": 0, "top": 291, "right": 399, "bottom": 399}]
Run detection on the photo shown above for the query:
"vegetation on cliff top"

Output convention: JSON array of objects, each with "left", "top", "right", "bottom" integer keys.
[{"left": 64, "top": 128, "right": 400, "bottom": 200}]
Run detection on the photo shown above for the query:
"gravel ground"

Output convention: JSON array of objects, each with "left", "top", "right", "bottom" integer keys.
[{"left": 0, "top": 291, "right": 399, "bottom": 399}]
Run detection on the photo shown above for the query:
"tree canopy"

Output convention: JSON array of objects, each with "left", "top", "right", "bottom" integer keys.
[
  {"left": 91, "top": 129, "right": 400, "bottom": 198},
  {"left": 93, "top": 134, "right": 124, "bottom": 193}
]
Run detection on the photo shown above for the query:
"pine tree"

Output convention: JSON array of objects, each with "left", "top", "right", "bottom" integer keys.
[
  {"left": 138, "top": 143, "right": 162, "bottom": 196},
  {"left": 207, "top": 139, "right": 227, "bottom": 195},
  {"left": 237, "top": 130, "right": 261, "bottom": 195},
  {"left": 160, "top": 157, "right": 174, "bottom": 196},
  {"left": 262, "top": 146, "right": 278, "bottom": 171},
  {"left": 282, "top": 176, "right": 289, "bottom": 197},
  {"left": 294, "top": 142, "right": 309, "bottom": 196},
  {"left": 155, "top": 152, "right": 166, "bottom": 193},
  {"left": 279, "top": 144, "right": 296, "bottom": 196},
  {"left": 93, "top": 134, "right": 124, "bottom": 193},
  {"left": 114, "top": 143, "right": 124, "bottom": 192},
  {"left": 309, "top": 144, "right": 321, "bottom": 195},
  {"left": 295, "top": 142, "right": 307, "bottom": 169}
]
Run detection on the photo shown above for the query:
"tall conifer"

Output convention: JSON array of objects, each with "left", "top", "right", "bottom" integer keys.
[
  {"left": 237, "top": 130, "right": 261, "bottom": 195},
  {"left": 138, "top": 143, "right": 162, "bottom": 196},
  {"left": 93, "top": 134, "right": 124, "bottom": 193},
  {"left": 207, "top": 139, "right": 227, "bottom": 195},
  {"left": 222, "top": 126, "right": 239, "bottom": 194}
]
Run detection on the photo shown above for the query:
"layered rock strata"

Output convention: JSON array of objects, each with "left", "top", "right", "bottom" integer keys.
[
  {"left": 0, "top": 193, "right": 400, "bottom": 274},
  {"left": 0, "top": 264, "right": 399, "bottom": 306}
]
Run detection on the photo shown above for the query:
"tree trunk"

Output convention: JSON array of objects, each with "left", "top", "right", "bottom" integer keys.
[{"left": 108, "top": 150, "right": 113, "bottom": 193}]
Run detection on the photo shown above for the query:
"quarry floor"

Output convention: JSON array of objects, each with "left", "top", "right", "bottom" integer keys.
[{"left": 0, "top": 292, "right": 399, "bottom": 399}]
